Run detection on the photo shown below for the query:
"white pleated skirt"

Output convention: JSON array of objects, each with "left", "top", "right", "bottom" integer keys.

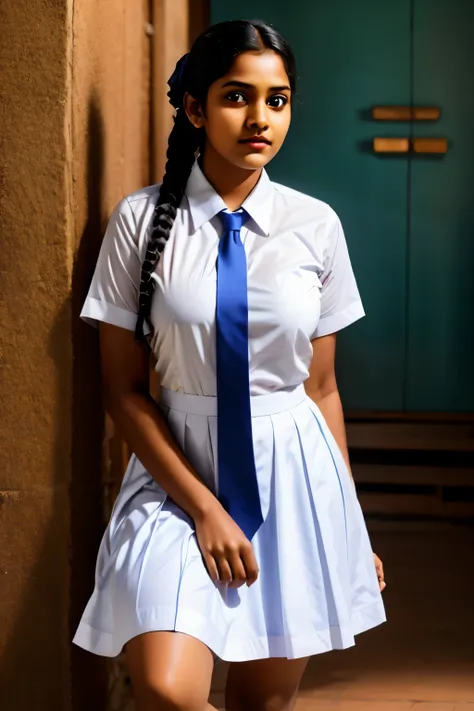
[{"left": 73, "top": 385, "right": 386, "bottom": 661}]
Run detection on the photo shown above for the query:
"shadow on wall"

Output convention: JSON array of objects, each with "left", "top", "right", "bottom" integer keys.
[
  {"left": 0, "top": 313, "right": 75, "bottom": 711},
  {"left": 0, "top": 95, "right": 107, "bottom": 711},
  {"left": 69, "top": 92, "right": 109, "bottom": 711}
]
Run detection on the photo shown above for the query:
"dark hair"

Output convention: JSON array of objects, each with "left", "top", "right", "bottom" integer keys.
[{"left": 135, "top": 20, "right": 297, "bottom": 343}]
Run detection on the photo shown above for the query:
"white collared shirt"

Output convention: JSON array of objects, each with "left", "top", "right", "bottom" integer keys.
[{"left": 81, "top": 161, "right": 364, "bottom": 395}]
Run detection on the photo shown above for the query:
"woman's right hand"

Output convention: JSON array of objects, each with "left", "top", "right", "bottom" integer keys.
[{"left": 193, "top": 501, "right": 259, "bottom": 588}]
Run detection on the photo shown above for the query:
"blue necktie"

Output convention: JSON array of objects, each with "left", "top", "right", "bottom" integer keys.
[{"left": 216, "top": 210, "right": 263, "bottom": 541}]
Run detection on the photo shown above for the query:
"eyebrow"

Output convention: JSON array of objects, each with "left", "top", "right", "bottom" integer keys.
[{"left": 221, "top": 80, "right": 291, "bottom": 92}]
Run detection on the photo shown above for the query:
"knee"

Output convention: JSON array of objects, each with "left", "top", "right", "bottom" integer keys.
[{"left": 134, "top": 679, "right": 204, "bottom": 711}]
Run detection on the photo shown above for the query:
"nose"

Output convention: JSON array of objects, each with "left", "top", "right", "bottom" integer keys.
[{"left": 245, "top": 100, "right": 270, "bottom": 132}]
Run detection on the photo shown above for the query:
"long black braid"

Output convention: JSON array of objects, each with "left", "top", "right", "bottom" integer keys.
[
  {"left": 135, "top": 106, "right": 200, "bottom": 342},
  {"left": 134, "top": 20, "right": 296, "bottom": 344}
]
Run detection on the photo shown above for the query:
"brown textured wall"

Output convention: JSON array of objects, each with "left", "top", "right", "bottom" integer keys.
[
  {"left": 71, "top": 2, "right": 150, "bottom": 709},
  {"left": 0, "top": 0, "right": 74, "bottom": 709},
  {"left": 0, "top": 1, "right": 150, "bottom": 709},
  {"left": 151, "top": 0, "right": 190, "bottom": 181}
]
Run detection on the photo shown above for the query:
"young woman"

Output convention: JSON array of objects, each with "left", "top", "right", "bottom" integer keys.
[{"left": 74, "top": 19, "right": 386, "bottom": 711}]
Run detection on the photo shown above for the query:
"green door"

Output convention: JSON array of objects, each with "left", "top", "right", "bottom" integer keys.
[
  {"left": 211, "top": 1, "right": 474, "bottom": 413},
  {"left": 407, "top": 0, "right": 474, "bottom": 412}
]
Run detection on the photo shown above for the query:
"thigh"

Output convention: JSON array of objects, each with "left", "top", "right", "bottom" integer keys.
[
  {"left": 126, "top": 631, "right": 214, "bottom": 711},
  {"left": 225, "top": 657, "right": 309, "bottom": 711}
]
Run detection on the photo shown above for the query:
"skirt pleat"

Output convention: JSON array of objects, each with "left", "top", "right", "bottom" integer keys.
[{"left": 73, "top": 391, "right": 386, "bottom": 660}]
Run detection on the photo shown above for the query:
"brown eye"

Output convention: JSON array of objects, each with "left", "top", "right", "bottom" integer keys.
[
  {"left": 268, "top": 95, "right": 288, "bottom": 109},
  {"left": 226, "top": 91, "right": 247, "bottom": 104}
]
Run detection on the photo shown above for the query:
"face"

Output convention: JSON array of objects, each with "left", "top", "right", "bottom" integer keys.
[{"left": 185, "top": 50, "right": 292, "bottom": 172}]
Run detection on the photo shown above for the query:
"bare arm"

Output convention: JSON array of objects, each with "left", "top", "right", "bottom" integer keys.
[
  {"left": 306, "top": 333, "right": 352, "bottom": 477},
  {"left": 307, "top": 334, "right": 386, "bottom": 590},
  {"left": 99, "top": 322, "right": 219, "bottom": 520},
  {"left": 99, "top": 322, "right": 259, "bottom": 586}
]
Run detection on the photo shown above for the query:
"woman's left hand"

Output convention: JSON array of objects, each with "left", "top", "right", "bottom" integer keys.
[{"left": 374, "top": 553, "right": 386, "bottom": 591}]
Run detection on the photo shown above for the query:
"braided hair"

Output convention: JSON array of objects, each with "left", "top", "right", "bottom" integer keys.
[{"left": 135, "top": 20, "right": 297, "bottom": 343}]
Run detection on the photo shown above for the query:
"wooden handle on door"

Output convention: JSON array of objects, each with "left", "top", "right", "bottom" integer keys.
[
  {"left": 372, "top": 106, "right": 441, "bottom": 121},
  {"left": 411, "top": 138, "right": 448, "bottom": 153},
  {"left": 373, "top": 137, "right": 448, "bottom": 154},
  {"left": 373, "top": 138, "right": 409, "bottom": 153}
]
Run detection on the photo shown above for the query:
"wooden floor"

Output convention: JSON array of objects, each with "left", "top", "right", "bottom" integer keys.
[{"left": 209, "top": 521, "right": 474, "bottom": 710}]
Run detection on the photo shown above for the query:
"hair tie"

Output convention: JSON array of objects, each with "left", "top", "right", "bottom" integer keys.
[{"left": 167, "top": 53, "right": 190, "bottom": 110}]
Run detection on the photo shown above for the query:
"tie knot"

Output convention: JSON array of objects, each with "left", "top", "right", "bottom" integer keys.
[{"left": 219, "top": 209, "right": 249, "bottom": 233}]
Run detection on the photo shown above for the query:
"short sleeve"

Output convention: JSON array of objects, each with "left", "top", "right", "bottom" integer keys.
[
  {"left": 312, "top": 215, "right": 365, "bottom": 339},
  {"left": 80, "top": 197, "right": 142, "bottom": 331}
]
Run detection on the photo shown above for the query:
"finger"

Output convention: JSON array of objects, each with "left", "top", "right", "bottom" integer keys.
[
  {"left": 375, "top": 555, "right": 384, "bottom": 576},
  {"left": 203, "top": 553, "right": 220, "bottom": 584},
  {"left": 373, "top": 555, "right": 384, "bottom": 579},
  {"left": 216, "top": 556, "right": 233, "bottom": 585},
  {"left": 226, "top": 551, "right": 248, "bottom": 588},
  {"left": 240, "top": 545, "right": 259, "bottom": 586}
]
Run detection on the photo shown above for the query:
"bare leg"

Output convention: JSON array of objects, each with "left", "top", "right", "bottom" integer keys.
[
  {"left": 126, "top": 631, "right": 217, "bottom": 711},
  {"left": 225, "top": 657, "right": 309, "bottom": 711}
]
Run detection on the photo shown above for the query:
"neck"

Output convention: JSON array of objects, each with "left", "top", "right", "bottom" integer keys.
[{"left": 200, "top": 146, "right": 262, "bottom": 212}]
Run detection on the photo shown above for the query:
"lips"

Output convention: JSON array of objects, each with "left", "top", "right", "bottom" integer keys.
[{"left": 239, "top": 137, "right": 271, "bottom": 145}]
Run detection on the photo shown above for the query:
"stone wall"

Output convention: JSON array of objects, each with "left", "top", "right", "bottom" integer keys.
[
  {"left": 0, "top": 1, "right": 77, "bottom": 708},
  {"left": 70, "top": 3, "right": 151, "bottom": 709},
  {"left": 0, "top": 1, "right": 150, "bottom": 708},
  {"left": 0, "top": 1, "right": 207, "bottom": 707}
]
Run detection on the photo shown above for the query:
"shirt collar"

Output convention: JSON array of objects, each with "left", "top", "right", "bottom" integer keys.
[{"left": 185, "top": 161, "right": 274, "bottom": 236}]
